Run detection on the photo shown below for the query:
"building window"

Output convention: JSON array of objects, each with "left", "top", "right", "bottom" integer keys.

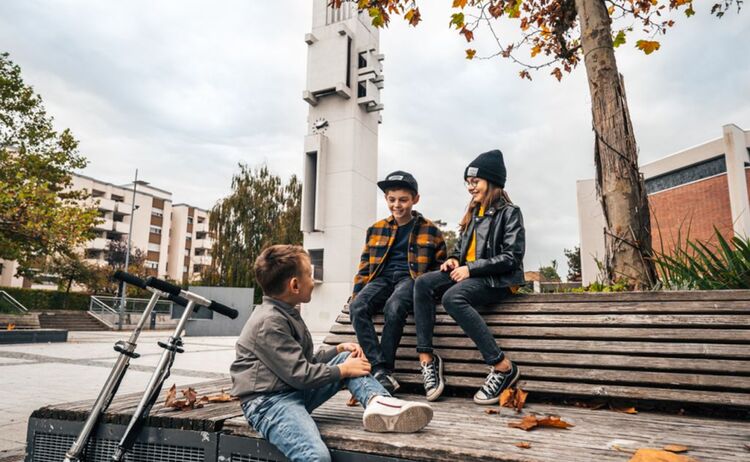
[
  {"left": 151, "top": 209, "right": 163, "bottom": 217},
  {"left": 309, "top": 249, "right": 324, "bottom": 281},
  {"left": 358, "top": 51, "right": 367, "bottom": 69},
  {"left": 186, "top": 232, "right": 192, "bottom": 240},
  {"left": 150, "top": 226, "right": 162, "bottom": 235},
  {"left": 358, "top": 81, "right": 366, "bottom": 98},
  {"left": 145, "top": 261, "right": 158, "bottom": 269},
  {"left": 187, "top": 217, "right": 194, "bottom": 225},
  {"left": 111, "top": 194, "right": 125, "bottom": 202},
  {"left": 645, "top": 155, "right": 727, "bottom": 194},
  {"left": 147, "top": 243, "right": 161, "bottom": 252},
  {"left": 184, "top": 248, "right": 190, "bottom": 256}
]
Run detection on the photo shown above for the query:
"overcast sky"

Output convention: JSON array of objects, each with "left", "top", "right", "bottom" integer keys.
[{"left": 1, "top": 1, "right": 748, "bottom": 278}]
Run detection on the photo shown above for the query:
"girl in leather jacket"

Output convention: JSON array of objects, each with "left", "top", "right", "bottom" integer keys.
[{"left": 413, "top": 150, "right": 526, "bottom": 405}]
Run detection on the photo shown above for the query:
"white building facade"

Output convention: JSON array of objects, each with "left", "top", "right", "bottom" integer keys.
[{"left": 300, "top": 0, "right": 384, "bottom": 331}]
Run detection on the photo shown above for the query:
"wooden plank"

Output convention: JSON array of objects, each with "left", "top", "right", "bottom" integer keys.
[
  {"left": 336, "top": 313, "right": 750, "bottom": 328},
  {"left": 328, "top": 324, "right": 750, "bottom": 342},
  {"left": 393, "top": 374, "right": 750, "bottom": 407},
  {"left": 499, "top": 290, "right": 750, "bottom": 303},
  {"left": 392, "top": 361, "right": 750, "bottom": 391},
  {"left": 342, "top": 300, "right": 750, "bottom": 314},
  {"left": 323, "top": 334, "right": 750, "bottom": 358},
  {"left": 391, "top": 348, "right": 750, "bottom": 374}
]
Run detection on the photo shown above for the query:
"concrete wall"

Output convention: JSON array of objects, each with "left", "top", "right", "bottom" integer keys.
[{"left": 184, "top": 286, "right": 253, "bottom": 337}]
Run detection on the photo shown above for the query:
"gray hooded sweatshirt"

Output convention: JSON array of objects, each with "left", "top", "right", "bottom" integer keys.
[{"left": 230, "top": 296, "right": 341, "bottom": 403}]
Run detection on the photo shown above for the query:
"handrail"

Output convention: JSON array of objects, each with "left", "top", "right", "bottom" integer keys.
[
  {"left": 0, "top": 290, "right": 29, "bottom": 313},
  {"left": 93, "top": 295, "right": 173, "bottom": 314},
  {"left": 90, "top": 296, "right": 119, "bottom": 314},
  {"left": 88, "top": 295, "right": 119, "bottom": 328}
]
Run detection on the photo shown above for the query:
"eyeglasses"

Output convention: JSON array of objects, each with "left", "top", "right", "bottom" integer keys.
[{"left": 464, "top": 178, "right": 480, "bottom": 188}]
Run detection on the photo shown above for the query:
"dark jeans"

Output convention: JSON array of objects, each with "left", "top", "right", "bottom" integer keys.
[
  {"left": 349, "top": 272, "right": 414, "bottom": 371},
  {"left": 414, "top": 270, "right": 510, "bottom": 365}
]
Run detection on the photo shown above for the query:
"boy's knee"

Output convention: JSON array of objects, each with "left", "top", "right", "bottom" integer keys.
[
  {"left": 441, "top": 290, "right": 462, "bottom": 311},
  {"left": 348, "top": 298, "right": 371, "bottom": 319},
  {"left": 334, "top": 351, "right": 351, "bottom": 363},
  {"left": 383, "top": 301, "right": 408, "bottom": 323}
]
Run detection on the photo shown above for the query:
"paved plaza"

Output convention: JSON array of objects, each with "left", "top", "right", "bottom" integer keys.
[{"left": 0, "top": 330, "right": 326, "bottom": 456}]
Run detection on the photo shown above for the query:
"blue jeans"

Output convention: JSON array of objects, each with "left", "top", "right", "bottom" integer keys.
[
  {"left": 241, "top": 352, "right": 390, "bottom": 462},
  {"left": 414, "top": 270, "right": 511, "bottom": 365},
  {"left": 349, "top": 272, "right": 413, "bottom": 372}
]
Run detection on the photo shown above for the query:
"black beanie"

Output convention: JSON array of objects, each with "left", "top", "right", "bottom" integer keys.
[{"left": 464, "top": 150, "right": 506, "bottom": 188}]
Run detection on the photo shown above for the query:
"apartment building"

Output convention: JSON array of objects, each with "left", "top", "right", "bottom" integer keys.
[
  {"left": 167, "top": 204, "right": 213, "bottom": 282},
  {"left": 0, "top": 173, "right": 212, "bottom": 289}
]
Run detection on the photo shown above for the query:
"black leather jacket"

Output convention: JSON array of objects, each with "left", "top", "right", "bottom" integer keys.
[{"left": 450, "top": 199, "right": 526, "bottom": 288}]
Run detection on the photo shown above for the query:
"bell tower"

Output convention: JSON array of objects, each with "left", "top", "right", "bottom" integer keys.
[{"left": 301, "top": 0, "right": 384, "bottom": 331}]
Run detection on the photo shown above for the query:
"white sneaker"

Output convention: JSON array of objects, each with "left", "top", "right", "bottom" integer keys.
[{"left": 362, "top": 396, "right": 433, "bottom": 433}]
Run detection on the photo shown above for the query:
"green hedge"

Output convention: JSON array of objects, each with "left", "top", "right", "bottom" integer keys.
[{"left": 0, "top": 287, "right": 91, "bottom": 311}]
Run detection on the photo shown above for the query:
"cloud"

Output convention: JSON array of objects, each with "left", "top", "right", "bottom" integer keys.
[{"left": 1, "top": 0, "right": 748, "bottom": 278}]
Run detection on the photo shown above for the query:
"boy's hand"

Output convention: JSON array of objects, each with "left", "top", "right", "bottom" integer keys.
[
  {"left": 441, "top": 258, "right": 459, "bottom": 272},
  {"left": 450, "top": 265, "right": 470, "bottom": 282},
  {"left": 337, "top": 342, "right": 364, "bottom": 358},
  {"left": 338, "top": 355, "right": 371, "bottom": 378}
]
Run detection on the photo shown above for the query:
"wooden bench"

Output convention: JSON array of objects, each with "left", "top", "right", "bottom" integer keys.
[{"left": 327, "top": 291, "right": 750, "bottom": 409}]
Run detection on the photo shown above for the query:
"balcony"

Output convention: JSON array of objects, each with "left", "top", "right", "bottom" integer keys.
[
  {"left": 194, "top": 222, "right": 209, "bottom": 233},
  {"left": 113, "top": 221, "right": 130, "bottom": 234},
  {"left": 88, "top": 238, "right": 108, "bottom": 250},
  {"left": 193, "top": 255, "right": 212, "bottom": 266},
  {"left": 93, "top": 218, "right": 113, "bottom": 231},
  {"left": 114, "top": 201, "right": 132, "bottom": 214},
  {"left": 96, "top": 198, "right": 116, "bottom": 211},
  {"left": 193, "top": 238, "right": 213, "bottom": 249}
]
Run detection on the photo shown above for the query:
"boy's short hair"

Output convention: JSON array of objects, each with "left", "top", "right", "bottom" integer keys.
[
  {"left": 254, "top": 245, "right": 309, "bottom": 296},
  {"left": 383, "top": 186, "right": 417, "bottom": 198}
]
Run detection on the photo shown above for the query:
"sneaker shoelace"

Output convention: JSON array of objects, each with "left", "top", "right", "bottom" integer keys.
[
  {"left": 420, "top": 362, "right": 437, "bottom": 391},
  {"left": 480, "top": 368, "right": 506, "bottom": 397}
]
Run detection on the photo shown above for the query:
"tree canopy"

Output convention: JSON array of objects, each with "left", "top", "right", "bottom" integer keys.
[{"left": 0, "top": 52, "right": 99, "bottom": 277}]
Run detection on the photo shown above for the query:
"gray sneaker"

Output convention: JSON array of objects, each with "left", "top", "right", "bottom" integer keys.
[
  {"left": 420, "top": 353, "right": 445, "bottom": 402},
  {"left": 374, "top": 370, "right": 400, "bottom": 394},
  {"left": 473, "top": 361, "right": 520, "bottom": 405}
]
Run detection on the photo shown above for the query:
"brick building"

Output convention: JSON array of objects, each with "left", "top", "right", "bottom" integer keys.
[{"left": 577, "top": 124, "right": 750, "bottom": 285}]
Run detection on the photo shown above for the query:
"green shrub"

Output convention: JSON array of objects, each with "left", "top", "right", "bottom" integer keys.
[
  {"left": 652, "top": 227, "right": 750, "bottom": 290},
  {"left": 0, "top": 287, "right": 91, "bottom": 311}
]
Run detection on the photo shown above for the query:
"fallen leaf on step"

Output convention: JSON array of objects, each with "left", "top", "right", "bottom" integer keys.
[
  {"left": 628, "top": 448, "right": 699, "bottom": 462},
  {"left": 508, "top": 415, "right": 574, "bottom": 431},
  {"left": 514, "top": 442, "right": 531, "bottom": 449},
  {"left": 663, "top": 445, "right": 689, "bottom": 453},
  {"left": 612, "top": 406, "right": 638, "bottom": 414},
  {"left": 206, "top": 390, "right": 236, "bottom": 403},
  {"left": 164, "top": 384, "right": 178, "bottom": 407},
  {"left": 500, "top": 387, "right": 528, "bottom": 412},
  {"left": 485, "top": 408, "right": 499, "bottom": 414},
  {"left": 346, "top": 395, "right": 359, "bottom": 407}
]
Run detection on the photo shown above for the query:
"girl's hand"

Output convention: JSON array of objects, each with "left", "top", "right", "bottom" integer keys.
[
  {"left": 338, "top": 355, "right": 371, "bottom": 378},
  {"left": 450, "top": 266, "right": 470, "bottom": 282},
  {"left": 441, "top": 258, "right": 459, "bottom": 272},
  {"left": 337, "top": 342, "right": 364, "bottom": 358}
]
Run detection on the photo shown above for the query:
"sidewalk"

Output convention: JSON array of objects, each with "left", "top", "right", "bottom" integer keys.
[{"left": 0, "top": 330, "right": 328, "bottom": 453}]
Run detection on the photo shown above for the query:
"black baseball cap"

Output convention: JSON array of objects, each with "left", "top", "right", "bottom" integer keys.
[{"left": 377, "top": 170, "right": 418, "bottom": 194}]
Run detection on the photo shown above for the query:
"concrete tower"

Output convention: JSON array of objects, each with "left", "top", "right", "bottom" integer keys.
[{"left": 301, "top": 0, "right": 384, "bottom": 331}]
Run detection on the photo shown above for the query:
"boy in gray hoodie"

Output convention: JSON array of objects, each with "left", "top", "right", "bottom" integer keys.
[{"left": 230, "top": 245, "right": 433, "bottom": 462}]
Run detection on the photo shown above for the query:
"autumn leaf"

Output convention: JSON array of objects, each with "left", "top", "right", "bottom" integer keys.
[
  {"left": 508, "top": 415, "right": 539, "bottom": 431},
  {"left": 508, "top": 415, "right": 574, "bottom": 431},
  {"left": 663, "top": 445, "right": 689, "bottom": 453},
  {"left": 452, "top": 0, "right": 468, "bottom": 8},
  {"left": 628, "top": 448, "right": 699, "bottom": 462},
  {"left": 164, "top": 384, "right": 178, "bottom": 407},
  {"left": 206, "top": 390, "right": 236, "bottom": 403},
  {"left": 515, "top": 442, "right": 532, "bottom": 449},
  {"left": 551, "top": 67, "right": 563, "bottom": 81},
  {"left": 613, "top": 30, "right": 627, "bottom": 48},
  {"left": 465, "top": 48, "right": 477, "bottom": 60},
  {"left": 519, "top": 70, "right": 532, "bottom": 81},
  {"left": 608, "top": 5, "right": 615, "bottom": 15},
  {"left": 636, "top": 40, "right": 661, "bottom": 55},
  {"left": 500, "top": 387, "right": 528, "bottom": 412},
  {"left": 404, "top": 8, "right": 421, "bottom": 26},
  {"left": 530, "top": 44, "right": 542, "bottom": 58},
  {"left": 488, "top": 3, "right": 504, "bottom": 18},
  {"left": 346, "top": 395, "right": 359, "bottom": 407},
  {"left": 449, "top": 12, "right": 465, "bottom": 29},
  {"left": 537, "top": 416, "right": 574, "bottom": 429},
  {"left": 505, "top": 0, "right": 522, "bottom": 18},
  {"left": 460, "top": 26, "right": 474, "bottom": 42},
  {"left": 685, "top": 6, "right": 695, "bottom": 17},
  {"left": 612, "top": 406, "right": 638, "bottom": 414},
  {"left": 485, "top": 408, "right": 500, "bottom": 414}
]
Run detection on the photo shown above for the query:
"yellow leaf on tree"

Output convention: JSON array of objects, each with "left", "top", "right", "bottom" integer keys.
[
  {"left": 465, "top": 48, "right": 477, "bottom": 60},
  {"left": 531, "top": 44, "right": 542, "bottom": 58},
  {"left": 452, "top": 0, "right": 468, "bottom": 8},
  {"left": 636, "top": 40, "right": 661, "bottom": 55},
  {"left": 628, "top": 448, "right": 698, "bottom": 462}
]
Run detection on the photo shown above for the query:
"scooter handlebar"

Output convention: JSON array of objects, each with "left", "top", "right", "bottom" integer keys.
[
  {"left": 144, "top": 277, "right": 239, "bottom": 319},
  {"left": 167, "top": 294, "right": 190, "bottom": 308},
  {"left": 113, "top": 271, "right": 147, "bottom": 290}
]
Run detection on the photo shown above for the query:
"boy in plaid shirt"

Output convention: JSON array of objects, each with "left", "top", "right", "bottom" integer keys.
[{"left": 349, "top": 171, "right": 447, "bottom": 393}]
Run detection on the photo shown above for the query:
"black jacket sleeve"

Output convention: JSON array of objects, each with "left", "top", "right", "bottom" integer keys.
[{"left": 467, "top": 206, "right": 525, "bottom": 277}]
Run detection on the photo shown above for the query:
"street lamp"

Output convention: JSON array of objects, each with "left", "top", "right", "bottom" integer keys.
[{"left": 118, "top": 169, "right": 150, "bottom": 330}]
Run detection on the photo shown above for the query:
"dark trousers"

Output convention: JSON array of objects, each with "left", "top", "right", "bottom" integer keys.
[
  {"left": 349, "top": 272, "right": 414, "bottom": 372},
  {"left": 414, "top": 270, "right": 510, "bottom": 365}
]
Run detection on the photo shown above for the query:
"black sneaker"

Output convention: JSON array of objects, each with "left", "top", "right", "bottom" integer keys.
[
  {"left": 473, "top": 361, "right": 520, "bottom": 405},
  {"left": 419, "top": 353, "right": 445, "bottom": 402},
  {"left": 374, "top": 370, "right": 401, "bottom": 394}
]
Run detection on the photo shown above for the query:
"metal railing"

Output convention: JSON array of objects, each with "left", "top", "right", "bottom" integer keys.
[
  {"left": 0, "top": 290, "right": 29, "bottom": 313},
  {"left": 88, "top": 295, "right": 174, "bottom": 329}
]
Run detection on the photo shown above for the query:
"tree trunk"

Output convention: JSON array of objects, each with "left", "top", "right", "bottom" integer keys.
[{"left": 575, "top": 0, "right": 656, "bottom": 288}]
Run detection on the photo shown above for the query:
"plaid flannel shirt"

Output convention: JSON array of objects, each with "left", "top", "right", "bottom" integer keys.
[{"left": 350, "top": 211, "right": 447, "bottom": 301}]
